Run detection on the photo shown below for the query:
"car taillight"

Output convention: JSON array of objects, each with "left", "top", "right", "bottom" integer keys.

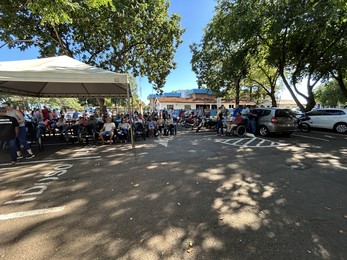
[{"left": 271, "top": 117, "right": 279, "bottom": 124}]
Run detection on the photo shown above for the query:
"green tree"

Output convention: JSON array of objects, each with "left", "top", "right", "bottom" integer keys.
[
  {"left": 190, "top": 8, "right": 251, "bottom": 105},
  {"left": 315, "top": 81, "right": 347, "bottom": 107},
  {"left": 212, "top": 0, "right": 347, "bottom": 112},
  {"left": 0, "top": 95, "right": 83, "bottom": 111},
  {"left": 0, "top": 0, "right": 183, "bottom": 108},
  {"left": 244, "top": 52, "right": 281, "bottom": 107}
]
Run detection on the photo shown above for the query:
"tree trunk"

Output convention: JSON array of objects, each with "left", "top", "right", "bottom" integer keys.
[
  {"left": 334, "top": 70, "right": 347, "bottom": 99},
  {"left": 279, "top": 72, "right": 310, "bottom": 111},
  {"left": 270, "top": 93, "right": 277, "bottom": 107},
  {"left": 234, "top": 78, "right": 241, "bottom": 106},
  {"left": 97, "top": 97, "right": 106, "bottom": 116}
]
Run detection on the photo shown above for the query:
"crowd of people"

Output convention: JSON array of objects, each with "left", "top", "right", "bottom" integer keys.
[
  {"left": 0, "top": 102, "right": 261, "bottom": 164},
  {"left": 0, "top": 104, "right": 182, "bottom": 164}
]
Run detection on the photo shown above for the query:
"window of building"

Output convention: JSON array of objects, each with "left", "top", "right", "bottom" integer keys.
[
  {"left": 167, "top": 105, "right": 174, "bottom": 110},
  {"left": 184, "top": 105, "right": 191, "bottom": 110}
]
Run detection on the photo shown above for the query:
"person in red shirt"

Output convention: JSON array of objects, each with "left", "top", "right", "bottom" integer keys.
[
  {"left": 228, "top": 111, "right": 244, "bottom": 132},
  {"left": 42, "top": 106, "right": 50, "bottom": 121}
]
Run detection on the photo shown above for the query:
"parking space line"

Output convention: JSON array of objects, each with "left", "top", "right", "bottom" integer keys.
[
  {"left": 243, "top": 138, "right": 257, "bottom": 146},
  {"left": 0, "top": 206, "right": 65, "bottom": 220},
  {"left": 292, "top": 134, "right": 329, "bottom": 142},
  {"left": 0, "top": 156, "right": 101, "bottom": 167},
  {"left": 256, "top": 140, "right": 266, "bottom": 146},
  {"left": 4, "top": 197, "right": 37, "bottom": 205}
]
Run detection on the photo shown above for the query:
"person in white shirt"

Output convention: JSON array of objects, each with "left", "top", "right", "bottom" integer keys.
[
  {"left": 56, "top": 115, "right": 70, "bottom": 140},
  {"left": 117, "top": 118, "right": 131, "bottom": 142},
  {"left": 99, "top": 117, "right": 115, "bottom": 144}
]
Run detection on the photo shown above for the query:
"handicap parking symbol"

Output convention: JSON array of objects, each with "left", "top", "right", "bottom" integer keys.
[{"left": 215, "top": 136, "right": 285, "bottom": 148}]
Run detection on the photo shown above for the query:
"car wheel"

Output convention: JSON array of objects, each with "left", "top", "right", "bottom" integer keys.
[
  {"left": 299, "top": 123, "right": 310, "bottom": 132},
  {"left": 334, "top": 123, "right": 347, "bottom": 134},
  {"left": 259, "top": 126, "right": 270, "bottom": 136}
]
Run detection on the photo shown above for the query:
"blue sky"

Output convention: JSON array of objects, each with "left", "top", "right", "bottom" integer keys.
[{"left": 141, "top": 0, "right": 217, "bottom": 98}]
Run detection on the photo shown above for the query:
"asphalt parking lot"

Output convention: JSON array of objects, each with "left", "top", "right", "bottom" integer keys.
[{"left": 0, "top": 128, "right": 346, "bottom": 259}]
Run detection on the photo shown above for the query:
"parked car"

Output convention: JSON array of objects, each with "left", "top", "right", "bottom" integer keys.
[
  {"left": 255, "top": 107, "right": 297, "bottom": 136},
  {"left": 301, "top": 108, "right": 347, "bottom": 134}
]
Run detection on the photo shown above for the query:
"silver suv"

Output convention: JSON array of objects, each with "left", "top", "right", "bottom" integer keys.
[
  {"left": 255, "top": 108, "right": 297, "bottom": 136},
  {"left": 303, "top": 108, "right": 347, "bottom": 134}
]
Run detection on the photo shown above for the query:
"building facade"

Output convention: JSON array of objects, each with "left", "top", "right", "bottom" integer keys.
[{"left": 148, "top": 89, "right": 255, "bottom": 111}]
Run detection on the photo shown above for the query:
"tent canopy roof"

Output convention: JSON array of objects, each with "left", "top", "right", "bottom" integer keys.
[{"left": 0, "top": 55, "right": 131, "bottom": 98}]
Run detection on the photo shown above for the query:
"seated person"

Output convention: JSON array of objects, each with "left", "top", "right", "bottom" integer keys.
[
  {"left": 99, "top": 117, "right": 116, "bottom": 144},
  {"left": 71, "top": 116, "right": 86, "bottom": 136},
  {"left": 147, "top": 116, "right": 157, "bottom": 138},
  {"left": 56, "top": 115, "right": 69, "bottom": 140},
  {"left": 137, "top": 114, "right": 145, "bottom": 124},
  {"left": 164, "top": 114, "right": 175, "bottom": 135},
  {"left": 157, "top": 116, "right": 164, "bottom": 135},
  {"left": 116, "top": 118, "right": 130, "bottom": 143},
  {"left": 88, "top": 114, "right": 99, "bottom": 134},
  {"left": 228, "top": 111, "right": 244, "bottom": 132}
]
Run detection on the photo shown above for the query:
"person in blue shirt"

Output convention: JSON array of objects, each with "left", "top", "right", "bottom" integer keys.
[
  {"left": 72, "top": 111, "right": 79, "bottom": 120},
  {"left": 232, "top": 105, "right": 243, "bottom": 118},
  {"left": 248, "top": 105, "right": 258, "bottom": 134}
]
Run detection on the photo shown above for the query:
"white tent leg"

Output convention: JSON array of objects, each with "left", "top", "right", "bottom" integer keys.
[{"left": 127, "top": 87, "right": 134, "bottom": 148}]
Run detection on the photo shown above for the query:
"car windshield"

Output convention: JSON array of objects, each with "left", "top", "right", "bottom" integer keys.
[{"left": 275, "top": 109, "right": 295, "bottom": 118}]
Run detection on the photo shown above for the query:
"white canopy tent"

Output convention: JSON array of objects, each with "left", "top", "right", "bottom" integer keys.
[
  {"left": 0, "top": 55, "right": 135, "bottom": 147},
  {"left": 0, "top": 55, "right": 131, "bottom": 98}
]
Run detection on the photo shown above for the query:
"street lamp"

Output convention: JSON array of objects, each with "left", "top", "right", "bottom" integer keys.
[{"left": 0, "top": 39, "right": 43, "bottom": 49}]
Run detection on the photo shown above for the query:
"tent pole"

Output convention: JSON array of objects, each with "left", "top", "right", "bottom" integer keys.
[{"left": 127, "top": 86, "right": 135, "bottom": 148}]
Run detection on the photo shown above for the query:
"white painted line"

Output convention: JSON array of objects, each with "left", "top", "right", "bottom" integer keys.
[
  {"left": 292, "top": 134, "right": 329, "bottom": 142},
  {"left": 231, "top": 138, "right": 246, "bottom": 145},
  {"left": 154, "top": 137, "right": 173, "bottom": 147},
  {"left": 243, "top": 138, "right": 257, "bottom": 146},
  {"left": 0, "top": 206, "right": 65, "bottom": 221},
  {"left": 256, "top": 139, "right": 266, "bottom": 147},
  {"left": 18, "top": 186, "right": 47, "bottom": 196},
  {"left": 0, "top": 156, "right": 101, "bottom": 166},
  {"left": 4, "top": 197, "right": 36, "bottom": 205},
  {"left": 217, "top": 139, "right": 231, "bottom": 144}
]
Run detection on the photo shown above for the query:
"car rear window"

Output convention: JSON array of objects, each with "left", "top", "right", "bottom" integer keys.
[
  {"left": 275, "top": 109, "right": 295, "bottom": 118},
  {"left": 256, "top": 109, "right": 271, "bottom": 117}
]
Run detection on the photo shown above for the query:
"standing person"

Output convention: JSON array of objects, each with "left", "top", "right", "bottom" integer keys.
[
  {"left": 162, "top": 108, "right": 167, "bottom": 120},
  {"left": 2, "top": 102, "right": 35, "bottom": 159},
  {"left": 232, "top": 105, "right": 243, "bottom": 119},
  {"left": 248, "top": 105, "right": 258, "bottom": 135},
  {"left": 216, "top": 107, "right": 224, "bottom": 136},
  {"left": 42, "top": 106, "right": 50, "bottom": 121},
  {"left": 0, "top": 107, "right": 19, "bottom": 164},
  {"left": 241, "top": 105, "right": 250, "bottom": 130}
]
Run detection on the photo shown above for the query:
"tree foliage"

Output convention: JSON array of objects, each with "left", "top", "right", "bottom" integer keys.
[
  {"left": 315, "top": 81, "right": 347, "bottom": 107},
  {"left": 0, "top": 95, "right": 83, "bottom": 111},
  {"left": 192, "top": 0, "right": 347, "bottom": 111},
  {"left": 0, "top": 0, "right": 183, "bottom": 92}
]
